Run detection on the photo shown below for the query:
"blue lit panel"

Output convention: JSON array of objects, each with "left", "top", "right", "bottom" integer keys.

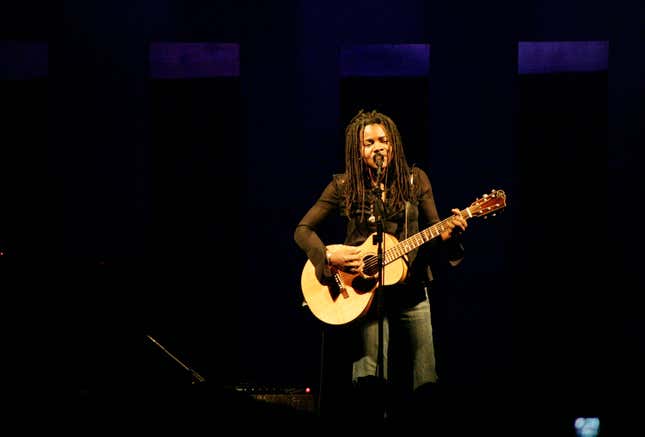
[
  {"left": 0, "top": 41, "right": 48, "bottom": 80},
  {"left": 518, "top": 41, "right": 608, "bottom": 74},
  {"left": 340, "top": 44, "right": 430, "bottom": 77},
  {"left": 149, "top": 42, "right": 240, "bottom": 79}
]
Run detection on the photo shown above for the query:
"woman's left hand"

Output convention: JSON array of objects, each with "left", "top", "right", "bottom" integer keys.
[{"left": 441, "top": 208, "right": 468, "bottom": 240}]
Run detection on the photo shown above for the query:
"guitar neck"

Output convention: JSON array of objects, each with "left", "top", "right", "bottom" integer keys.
[{"left": 384, "top": 209, "right": 469, "bottom": 265}]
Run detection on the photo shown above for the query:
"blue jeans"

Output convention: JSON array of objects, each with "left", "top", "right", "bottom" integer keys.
[{"left": 352, "top": 283, "right": 438, "bottom": 392}]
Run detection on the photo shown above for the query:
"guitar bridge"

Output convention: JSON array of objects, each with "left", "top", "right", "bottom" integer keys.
[{"left": 333, "top": 273, "right": 349, "bottom": 299}]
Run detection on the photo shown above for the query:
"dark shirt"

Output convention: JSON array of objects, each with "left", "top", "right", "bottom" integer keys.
[{"left": 294, "top": 166, "right": 464, "bottom": 288}]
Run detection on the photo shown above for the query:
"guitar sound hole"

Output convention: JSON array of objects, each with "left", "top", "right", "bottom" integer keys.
[
  {"left": 362, "top": 254, "right": 378, "bottom": 276},
  {"left": 351, "top": 275, "right": 377, "bottom": 294}
]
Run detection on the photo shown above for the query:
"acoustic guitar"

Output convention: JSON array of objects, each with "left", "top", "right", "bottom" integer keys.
[{"left": 301, "top": 189, "right": 506, "bottom": 325}]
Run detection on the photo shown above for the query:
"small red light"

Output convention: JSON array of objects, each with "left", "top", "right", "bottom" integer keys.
[{"left": 305, "top": 387, "right": 310, "bottom": 393}]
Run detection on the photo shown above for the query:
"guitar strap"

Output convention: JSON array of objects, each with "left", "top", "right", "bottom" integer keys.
[
  {"left": 404, "top": 169, "right": 415, "bottom": 239},
  {"left": 405, "top": 167, "right": 435, "bottom": 287}
]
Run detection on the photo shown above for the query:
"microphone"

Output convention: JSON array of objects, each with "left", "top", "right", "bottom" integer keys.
[
  {"left": 374, "top": 151, "right": 384, "bottom": 167},
  {"left": 374, "top": 151, "right": 384, "bottom": 183}
]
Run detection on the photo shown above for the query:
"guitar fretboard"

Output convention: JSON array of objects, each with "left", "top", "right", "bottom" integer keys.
[{"left": 383, "top": 209, "right": 471, "bottom": 265}]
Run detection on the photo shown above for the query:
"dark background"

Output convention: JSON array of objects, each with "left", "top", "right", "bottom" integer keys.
[{"left": 1, "top": 0, "right": 642, "bottom": 434}]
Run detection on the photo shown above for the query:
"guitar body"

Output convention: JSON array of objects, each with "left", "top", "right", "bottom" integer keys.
[{"left": 301, "top": 232, "right": 408, "bottom": 325}]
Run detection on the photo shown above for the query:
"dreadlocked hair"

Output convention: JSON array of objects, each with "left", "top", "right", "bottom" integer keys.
[{"left": 343, "top": 109, "right": 414, "bottom": 219}]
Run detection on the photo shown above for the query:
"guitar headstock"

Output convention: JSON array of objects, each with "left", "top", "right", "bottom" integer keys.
[{"left": 467, "top": 189, "right": 507, "bottom": 218}]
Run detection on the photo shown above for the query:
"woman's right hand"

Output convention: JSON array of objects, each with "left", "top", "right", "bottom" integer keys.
[{"left": 327, "top": 245, "right": 363, "bottom": 274}]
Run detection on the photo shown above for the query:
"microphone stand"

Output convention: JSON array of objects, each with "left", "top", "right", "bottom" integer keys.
[
  {"left": 146, "top": 334, "right": 206, "bottom": 384},
  {"left": 371, "top": 159, "right": 387, "bottom": 419}
]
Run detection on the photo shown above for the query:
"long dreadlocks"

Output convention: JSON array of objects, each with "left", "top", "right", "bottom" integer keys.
[{"left": 343, "top": 109, "right": 415, "bottom": 219}]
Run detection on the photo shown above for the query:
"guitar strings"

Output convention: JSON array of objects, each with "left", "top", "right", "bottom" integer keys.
[
  {"left": 360, "top": 217, "right": 455, "bottom": 273},
  {"left": 346, "top": 192, "right": 504, "bottom": 275},
  {"left": 358, "top": 196, "right": 502, "bottom": 273}
]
